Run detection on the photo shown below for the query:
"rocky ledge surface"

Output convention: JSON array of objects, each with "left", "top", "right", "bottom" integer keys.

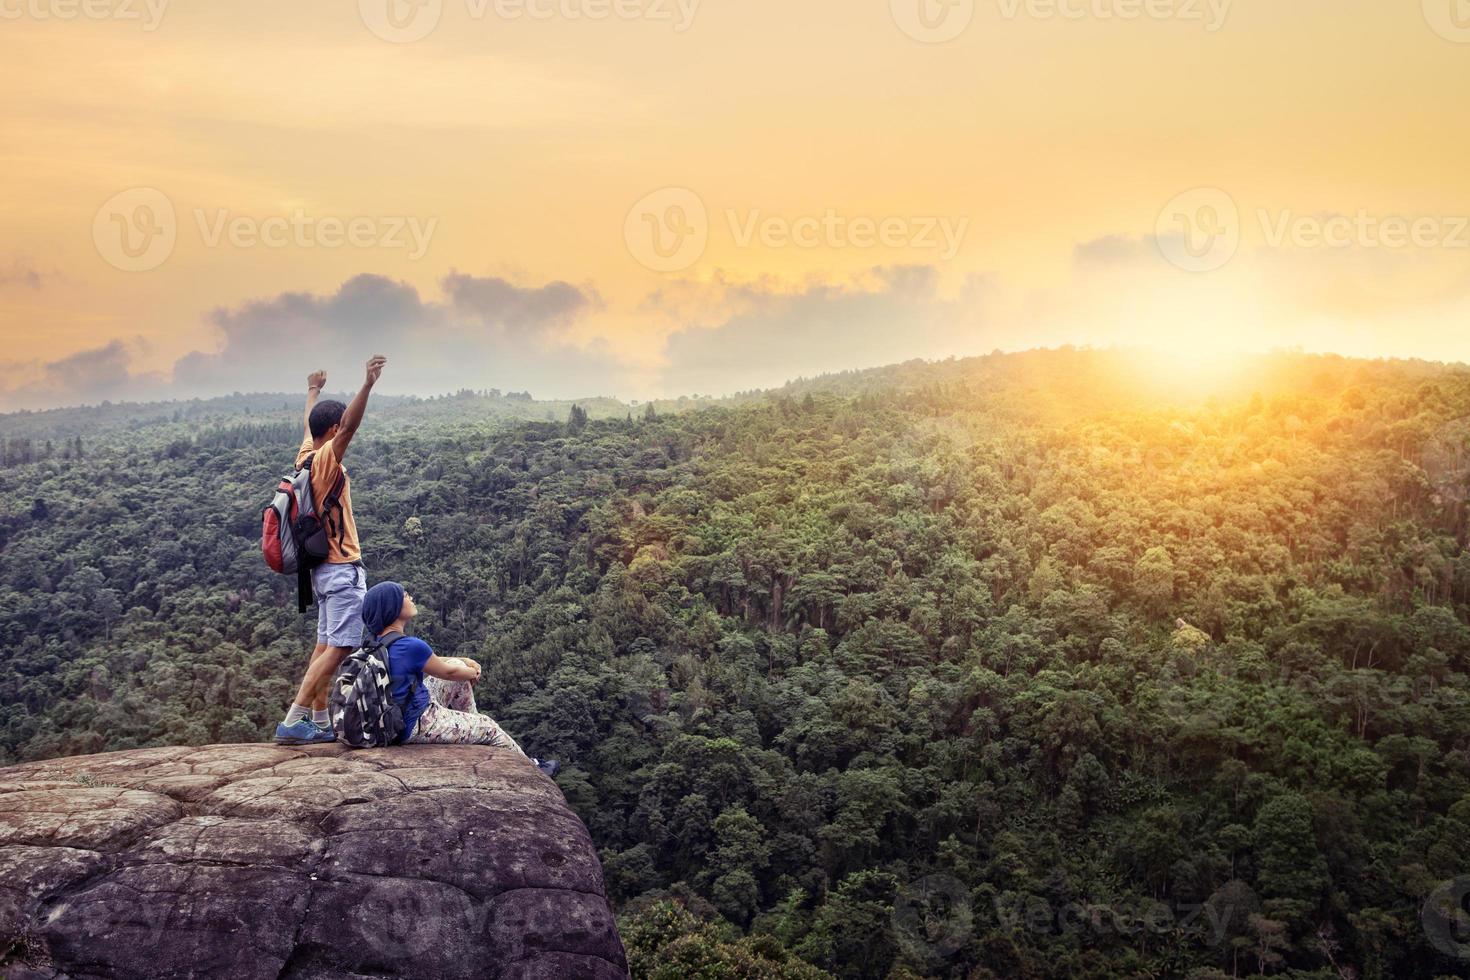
[{"left": 0, "top": 743, "right": 628, "bottom": 979}]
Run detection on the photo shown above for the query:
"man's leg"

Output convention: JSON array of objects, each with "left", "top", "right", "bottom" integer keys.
[
  {"left": 277, "top": 564, "right": 361, "bottom": 743},
  {"left": 305, "top": 644, "right": 334, "bottom": 723},
  {"left": 280, "top": 640, "right": 329, "bottom": 727},
  {"left": 297, "top": 642, "right": 328, "bottom": 702},
  {"left": 303, "top": 645, "right": 354, "bottom": 708},
  {"left": 276, "top": 639, "right": 337, "bottom": 742},
  {"left": 308, "top": 563, "right": 367, "bottom": 725}
]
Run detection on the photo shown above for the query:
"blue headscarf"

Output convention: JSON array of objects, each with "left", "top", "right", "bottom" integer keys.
[{"left": 362, "top": 581, "right": 406, "bottom": 637}]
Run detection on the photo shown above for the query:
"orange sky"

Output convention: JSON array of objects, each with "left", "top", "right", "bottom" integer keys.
[{"left": 2, "top": 0, "right": 1469, "bottom": 406}]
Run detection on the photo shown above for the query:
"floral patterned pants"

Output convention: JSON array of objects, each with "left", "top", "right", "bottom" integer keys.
[{"left": 406, "top": 677, "right": 528, "bottom": 757}]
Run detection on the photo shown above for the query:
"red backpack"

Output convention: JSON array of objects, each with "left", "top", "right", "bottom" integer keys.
[{"left": 261, "top": 453, "right": 345, "bottom": 611}]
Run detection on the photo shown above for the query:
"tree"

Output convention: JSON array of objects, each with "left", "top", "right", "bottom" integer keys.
[
  {"left": 1134, "top": 547, "right": 1176, "bottom": 616},
  {"left": 1253, "top": 793, "right": 1327, "bottom": 927},
  {"left": 568, "top": 404, "right": 589, "bottom": 434}
]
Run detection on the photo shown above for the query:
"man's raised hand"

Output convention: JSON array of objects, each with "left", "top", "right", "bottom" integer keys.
[
  {"left": 365, "top": 355, "right": 387, "bottom": 387},
  {"left": 307, "top": 369, "right": 327, "bottom": 391}
]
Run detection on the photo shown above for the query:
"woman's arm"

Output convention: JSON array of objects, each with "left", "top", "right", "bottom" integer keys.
[{"left": 423, "top": 655, "right": 482, "bottom": 683}]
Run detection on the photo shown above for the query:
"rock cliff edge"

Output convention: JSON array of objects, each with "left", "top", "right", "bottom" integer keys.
[{"left": 0, "top": 743, "right": 629, "bottom": 979}]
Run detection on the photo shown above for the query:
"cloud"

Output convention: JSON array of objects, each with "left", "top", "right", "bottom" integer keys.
[
  {"left": 0, "top": 339, "right": 167, "bottom": 409},
  {"left": 0, "top": 261, "right": 46, "bottom": 290},
  {"left": 45, "top": 341, "right": 134, "bottom": 391},
  {"left": 1060, "top": 227, "right": 1470, "bottom": 362},
  {"left": 12, "top": 234, "right": 1470, "bottom": 413},
  {"left": 658, "top": 266, "right": 990, "bottom": 395},
  {"left": 173, "top": 274, "right": 436, "bottom": 390},
  {"left": 171, "top": 272, "right": 622, "bottom": 400},
  {"left": 1254, "top": 245, "right": 1470, "bottom": 319},
  {"left": 0, "top": 272, "right": 628, "bottom": 410},
  {"left": 444, "top": 273, "right": 593, "bottom": 331},
  {"left": 0, "top": 265, "right": 993, "bottom": 407},
  {"left": 1074, "top": 235, "right": 1154, "bottom": 266}
]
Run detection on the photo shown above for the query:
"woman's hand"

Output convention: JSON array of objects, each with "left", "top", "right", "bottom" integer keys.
[{"left": 455, "top": 658, "right": 482, "bottom": 682}]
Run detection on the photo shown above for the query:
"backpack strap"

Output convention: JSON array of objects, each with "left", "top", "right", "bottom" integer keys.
[
  {"left": 371, "top": 630, "right": 409, "bottom": 677},
  {"left": 375, "top": 632, "right": 418, "bottom": 685},
  {"left": 304, "top": 452, "right": 349, "bottom": 548},
  {"left": 321, "top": 469, "right": 347, "bottom": 525},
  {"left": 373, "top": 630, "right": 420, "bottom": 746},
  {"left": 293, "top": 454, "right": 319, "bottom": 614},
  {"left": 296, "top": 562, "right": 311, "bottom": 614}
]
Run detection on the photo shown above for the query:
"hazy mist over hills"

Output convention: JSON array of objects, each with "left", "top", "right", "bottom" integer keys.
[{"left": 4, "top": 346, "right": 1467, "bottom": 433}]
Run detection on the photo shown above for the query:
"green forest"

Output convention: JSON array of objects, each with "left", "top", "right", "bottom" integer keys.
[{"left": 1, "top": 348, "right": 1468, "bottom": 979}]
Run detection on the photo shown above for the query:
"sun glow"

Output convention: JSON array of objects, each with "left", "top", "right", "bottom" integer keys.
[
  {"left": 1134, "top": 344, "right": 1251, "bottom": 382},
  {"left": 1109, "top": 343, "right": 1261, "bottom": 405}
]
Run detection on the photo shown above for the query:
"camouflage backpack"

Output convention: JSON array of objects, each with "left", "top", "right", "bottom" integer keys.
[{"left": 329, "top": 630, "right": 417, "bottom": 749}]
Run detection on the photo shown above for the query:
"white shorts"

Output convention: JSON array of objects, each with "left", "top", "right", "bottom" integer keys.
[{"left": 313, "top": 562, "right": 366, "bottom": 647}]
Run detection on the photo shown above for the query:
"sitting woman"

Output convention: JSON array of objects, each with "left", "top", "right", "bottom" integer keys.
[{"left": 361, "top": 581, "right": 559, "bottom": 777}]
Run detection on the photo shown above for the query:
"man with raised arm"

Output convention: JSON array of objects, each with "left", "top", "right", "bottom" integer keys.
[{"left": 273, "top": 354, "right": 387, "bottom": 745}]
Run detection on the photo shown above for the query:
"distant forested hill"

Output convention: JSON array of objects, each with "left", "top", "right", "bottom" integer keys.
[
  {"left": 1, "top": 349, "right": 1468, "bottom": 979},
  {"left": 0, "top": 386, "right": 716, "bottom": 443}
]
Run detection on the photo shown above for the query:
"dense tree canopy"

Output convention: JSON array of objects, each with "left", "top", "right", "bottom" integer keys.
[{"left": 1, "top": 349, "right": 1468, "bottom": 979}]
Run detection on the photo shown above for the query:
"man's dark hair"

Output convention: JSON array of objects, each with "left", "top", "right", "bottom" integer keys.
[{"left": 309, "top": 400, "right": 347, "bottom": 439}]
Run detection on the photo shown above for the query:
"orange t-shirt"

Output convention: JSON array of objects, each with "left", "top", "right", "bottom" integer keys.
[{"left": 296, "top": 434, "right": 361, "bottom": 564}]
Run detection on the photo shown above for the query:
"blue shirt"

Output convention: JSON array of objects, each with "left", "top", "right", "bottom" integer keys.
[{"left": 385, "top": 635, "right": 433, "bottom": 742}]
